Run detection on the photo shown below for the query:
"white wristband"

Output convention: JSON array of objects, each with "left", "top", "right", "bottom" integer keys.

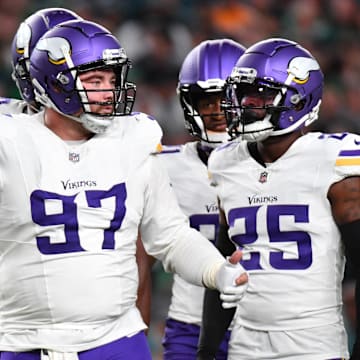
[{"left": 202, "top": 260, "right": 224, "bottom": 289}]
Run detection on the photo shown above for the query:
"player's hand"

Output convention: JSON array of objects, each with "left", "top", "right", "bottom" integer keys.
[{"left": 215, "top": 250, "right": 248, "bottom": 309}]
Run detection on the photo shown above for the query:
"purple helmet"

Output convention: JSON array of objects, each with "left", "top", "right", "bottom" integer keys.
[
  {"left": 224, "top": 38, "right": 324, "bottom": 142},
  {"left": 11, "top": 8, "right": 82, "bottom": 107},
  {"left": 30, "top": 19, "right": 136, "bottom": 134},
  {"left": 178, "top": 39, "right": 246, "bottom": 144}
]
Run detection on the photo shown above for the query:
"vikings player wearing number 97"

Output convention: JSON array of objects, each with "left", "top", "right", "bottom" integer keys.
[
  {"left": 198, "top": 38, "right": 360, "bottom": 360},
  {"left": 4, "top": 8, "right": 152, "bottom": 329},
  {"left": 0, "top": 19, "right": 249, "bottom": 360}
]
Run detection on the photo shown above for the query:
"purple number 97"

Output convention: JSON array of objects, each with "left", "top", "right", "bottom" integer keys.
[{"left": 30, "top": 183, "right": 127, "bottom": 254}]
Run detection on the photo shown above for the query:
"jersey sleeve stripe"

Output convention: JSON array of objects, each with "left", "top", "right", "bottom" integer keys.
[
  {"left": 336, "top": 149, "right": 360, "bottom": 166},
  {"left": 336, "top": 158, "right": 360, "bottom": 166}
]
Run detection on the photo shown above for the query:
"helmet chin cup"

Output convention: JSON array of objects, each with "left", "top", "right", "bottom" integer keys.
[
  {"left": 207, "top": 130, "right": 229, "bottom": 142},
  {"left": 238, "top": 117, "right": 274, "bottom": 142},
  {"left": 202, "top": 131, "right": 229, "bottom": 148},
  {"left": 67, "top": 113, "right": 113, "bottom": 134}
]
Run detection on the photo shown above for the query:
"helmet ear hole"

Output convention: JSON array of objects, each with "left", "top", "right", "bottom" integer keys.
[
  {"left": 295, "top": 99, "right": 305, "bottom": 111},
  {"left": 51, "top": 73, "right": 73, "bottom": 94},
  {"left": 51, "top": 81, "right": 63, "bottom": 94}
]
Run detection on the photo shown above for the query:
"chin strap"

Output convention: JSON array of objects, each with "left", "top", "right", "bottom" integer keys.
[
  {"left": 204, "top": 131, "right": 229, "bottom": 144},
  {"left": 66, "top": 112, "right": 113, "bottom": 134}
]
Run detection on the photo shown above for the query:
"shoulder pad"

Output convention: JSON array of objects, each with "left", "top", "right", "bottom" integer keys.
[
  {"left": 131, "top": 111, "right": 158, "bottom": 122},
  {"left": 0, "top": 97, "right": 11, "bottom": 105},
  {"left": 214, "top": 141, "right": 238, "bottom": 153}
]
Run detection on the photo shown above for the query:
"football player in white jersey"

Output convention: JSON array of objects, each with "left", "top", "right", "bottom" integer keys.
[
  {"left": 0, "top": 8, "right": 82, "bottom": 116},
  {"left": 158, "top": 39, "right": 246, "bottom": 360},
  {"left": 5, "top": 7, "right": 153, "bottom": 329},
  {"left": 198, "top": 38, "right": 360, "bottom": 360},
  {"left": 0, "top": 19, "right": 249, "bottom": 360}
]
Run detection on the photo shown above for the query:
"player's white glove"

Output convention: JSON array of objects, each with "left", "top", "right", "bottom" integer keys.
[{"left": 215, "top": 256, "right": 248, "bottom": 309}]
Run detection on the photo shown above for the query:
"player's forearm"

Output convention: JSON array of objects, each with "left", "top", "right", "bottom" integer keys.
[
  {"left": 197, "top": 288, "right": 235, "bottom": 359},
  {"left": 161, "top": 226, "right": 225, "bottom": 287},
  {"left": 216, "top": 223, "right": 236, "bottom": 256},
  {"left": 135, "top": 234, "right": 156, "bottom": 327},
  {"left": 340, "top": 220, "right": 360, "bottom": 360},
  {"left": 350, "top": 282, "right": 360, "bottom": 360},
  {"left": 197, "top": 221, "right": 236, "bottom": 359}
]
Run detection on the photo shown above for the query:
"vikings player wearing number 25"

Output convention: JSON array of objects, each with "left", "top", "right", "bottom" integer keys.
[
  {"left": 198, "top": 38, "right": 360, "bottom": 360},
  {"left": 0, "top": 19, "right": 249, "bottom": 360}
]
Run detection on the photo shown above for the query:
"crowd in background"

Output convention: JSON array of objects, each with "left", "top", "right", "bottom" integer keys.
[
  {"left": 0, "top": 0, "right": 359, "bottom": 358},
  {"left": 1, "top": 0, "right": 360, "bottom": 141}
]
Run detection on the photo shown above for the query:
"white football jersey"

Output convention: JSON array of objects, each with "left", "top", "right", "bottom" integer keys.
[
  {"left": 158, "top": 142, "right": 219, "bottom": 325},
  {"left": 209, "top": 132, "right": 360, "bottom": 331},
  {"left": 0, "top": 112, "right": 223, "bottom": 351},
  {"left": 0, "top": 97, "right": 28, "bottom": 114}
]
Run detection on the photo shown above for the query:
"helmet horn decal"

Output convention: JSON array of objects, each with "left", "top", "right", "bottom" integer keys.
[
  {"left": 36, "top": 37, "right": 70, "bottom": 65},
  {"left": 15, "top": 23, "right": 31, "bottom": 57},
  {"left": 288, "top": 56, "right": 320, "bottom": 84}
]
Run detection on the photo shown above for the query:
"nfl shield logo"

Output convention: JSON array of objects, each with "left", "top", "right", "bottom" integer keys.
[
  {"left": 259, "top": 171, "right": 268, "bottom": 183},
  {"left": 69, "top": 152, "right": 80, "bottom": 163}
]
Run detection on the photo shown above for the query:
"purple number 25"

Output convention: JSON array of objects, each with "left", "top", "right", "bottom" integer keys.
[
  {"left": 30, "top": 183, "right": 127, "bottom": 254},
  {"left": 228, "top": 204, "right": 312, "bottom": 270}
]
